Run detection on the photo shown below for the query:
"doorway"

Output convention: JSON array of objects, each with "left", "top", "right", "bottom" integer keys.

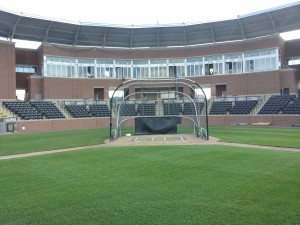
[
  {"left": 216, "top": 84, "right": 227, "bottom": 97},
  {"left": 94, "top": 88, "right": 104, "bottom": 100}
]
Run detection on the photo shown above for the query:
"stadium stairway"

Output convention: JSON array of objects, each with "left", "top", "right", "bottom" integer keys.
[
  {"left": 252, "top": 94, "right": 272, "bottom": 115},
  {"left": 0, "top": 104, "right": 11, "bottom": 118}
]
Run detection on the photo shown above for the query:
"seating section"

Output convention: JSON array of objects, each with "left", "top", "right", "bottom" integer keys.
[
  {"left": 230, "top": 100, "right": 257, "bottom": 114},
  {"left": 258, "top": 95, "right": 295, "bottom": 114},
  {"left": 210, "top": 101, "right": 232, "bottom": 115},
  {"left": 164, "top": 103, "right": 182, "bottom": 115},
  {"left": 89, "top": 104, "right": 111, "bottom": 117},
  {"left": 137, "top": 103, "right": 156, "bottom": 116},
  {"left": 65, "top": 105, "right": 92, "bottom": 118},
  {"left": 118, "top": 104, "right": 136, "bottom": 116},
  {"left": 30, "top": 101, "right": 65, "bottom": 119},
  {"left": 3, "top": 96, "right": 299, "bottom": 120},
  {"left": 182, "top": 102, "right": 204, "bottom": 115},
  {"left": 3, "top": 101, "right": 43, "bottom": 120},
  {"left": 282, "top": 97, "right": 300, "bottom": 114}
]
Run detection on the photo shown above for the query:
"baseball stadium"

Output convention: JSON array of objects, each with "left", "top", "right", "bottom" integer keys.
[{"left": 0, "top": 1, "right": 300, "bottom": 224}]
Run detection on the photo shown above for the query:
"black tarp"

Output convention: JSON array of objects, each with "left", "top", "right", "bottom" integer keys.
[{"left": 135, "top": 117, "right": 177, "bottom": 135}]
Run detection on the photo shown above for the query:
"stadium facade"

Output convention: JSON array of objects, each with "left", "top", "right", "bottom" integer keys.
[{"left": 0, "top": 2, "right": 300, "bottom": 133}]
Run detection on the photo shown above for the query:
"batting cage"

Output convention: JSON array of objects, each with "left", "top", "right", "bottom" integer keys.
[{"left": 109, "top": 78, "right": 209, "bottom": 141}]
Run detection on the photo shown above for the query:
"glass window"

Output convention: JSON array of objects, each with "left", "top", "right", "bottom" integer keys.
[
  {"left": 42, "top": 48, "right": 279, "bottom": 78},
  {"left": 204, "top": 55, "right": 223, "bottom": 75},
  {"left": 115, "top": 60, "right": 131, "bottom": 65},
  {"left": 16, "top": 65, "right": 37, "bottom": 74},
  {"left": 224, "top": 54, "right": 243, "bottom": 74},
  {"left": 150, "top": 59, "right": 167, "bottom": 78},
  {"left": 133, "top": 60, "right": 148, "bottom": 65},
  {"left": 97, "top": 59, "right": 114, "bottom": 64},
  {"left": 150, "top": 59, "right": 167, "bottom": 65},
  {"left": 186, "top": 57, "right": 202, "bottom": 63},
  {"left": 287, "top": 57, "right": 300, "bottom": 66},
  {"left": 169, "top": 58, "right": 185, "bottom": 63},
  {"left": 244, "top": 48, "right": 278, "bottom": 73},
  {"left": 187, "top": 57, "right": 203, "bottom": 77}
]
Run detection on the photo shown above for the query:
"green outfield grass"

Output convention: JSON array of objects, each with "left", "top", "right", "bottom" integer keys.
[
  {"left": 0, "top": 145, "right": 299, "bottom": 225},
  {"left": 209, "top": 126, "right": 300, "bottom": 148},
  {"left": 0, "top": 126, "right": 299, "bottom": 156},
  {"left": 0, "top": 128, "right": 108, "bottom": 156}
]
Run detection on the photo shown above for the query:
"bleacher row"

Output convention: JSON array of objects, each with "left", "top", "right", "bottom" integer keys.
[
  {"left": 258, "top": 95, "right": 300, "bottom": 114},
  {"left": 1, "top": 95, "right": 300, "bottom": 120},
  {"left": 210, "top": 100, "right": 258, "bottom": 115},
  {"left": 210, "top": 95, "right": 300, "bottom": 115},
  {"left": 3, "top": 101, "right": 64, "bottom": 120},
  {"left": 65, "top": 104, "right": 111, "bottom": 118},
  {"left": 163, "top": 102, "right": 205, "bottom": 116}
]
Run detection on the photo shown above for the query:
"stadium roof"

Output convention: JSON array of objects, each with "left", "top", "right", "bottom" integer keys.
[{"left": 0, "top": 1, "right": 300, "bottom": 48}]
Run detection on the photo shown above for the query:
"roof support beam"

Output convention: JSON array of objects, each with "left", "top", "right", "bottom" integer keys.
[
  {"left": 130, "top": 25, "right": 134, "bottom": 48},
  {"left": 73, "top": 24, "right": 81, "bottom": 46},
  {"left": 9, "top": 15, "right": 22, "bottom": 41},
  {"left": 103, "top": 27, "right": 108, "bottom": 48},
  {"left": 183, "top": 23, "right": 187, "bottom": 46},
  {"left": 157, "top": 26, "right": 160, "bottom": 47},
  {"left": 267, "top": 12, "right": 278, "bottom": 34},
  {"left": 237, "top": 16, "right": 246, "bottom": 39},
  {"left": 209, "top": 23, "right": 215, "bottom": 43},
  {"left": 43, "top": 21, "right": 53, "bottom": 43}
]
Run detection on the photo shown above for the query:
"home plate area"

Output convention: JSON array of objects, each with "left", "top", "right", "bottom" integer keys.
[
  {"left": 132, "top": 136, "right": 187, "bottom": 142},
  {"left": 104, "top": 134, "right": 217, "bottom": 147}
]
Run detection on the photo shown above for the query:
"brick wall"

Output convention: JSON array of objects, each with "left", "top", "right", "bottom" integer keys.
[
  {"left": 17, "top": 118, "right": 110, "bottom": 133},
  {"left": 0, "top": 41, "right": 16, "bottom": 99},
  {"left": 39, "top": 36, "right": 284, "bottom": 60},
  {"left": 25, "top": 69, "right": 297, "bottom": 100},
  {"left": 16, "top": 115, "right": 300, "bottom": 134},
  {"left": 41, "top": 77, "right": 123, "bottom": 100}
]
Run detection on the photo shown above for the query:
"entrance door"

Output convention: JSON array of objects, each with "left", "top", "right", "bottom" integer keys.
[
  {"left": 216, "top": 85, "right": 227, "bottom": 97},
  {"left": 94, "top": 88, "right": 104, "bottom": 100}
]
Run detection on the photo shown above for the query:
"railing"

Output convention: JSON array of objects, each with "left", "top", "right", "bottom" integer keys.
[{"left": 213, "top": 96, "right": 260, "bottom": 102}]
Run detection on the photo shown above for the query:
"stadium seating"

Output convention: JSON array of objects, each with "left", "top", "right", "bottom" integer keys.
[
  {"left": 209, "top": 101, "right": 232, "bottom": 115},
  {"left": 65, "top": 105, "right": 92, "bottom": 118},
  {"left": 3, "top": 101, "right": 43, "bottom": 120},
  {"left": 89, "top": 104, "right": 111, "bottom": 117},
  {"left": 182, "top": 102, "right": 204, "bottom": 115},
  {"left": 282, "top": 96, "right": 300, "bottom": 114},
  {"left": 163, "top": 103, "right": 182, "bottom": 115},
  {"left": 258, "top": 95, "right": 295, "bottom": 114},
  {"left": 229, "top": 100, "right": 258, "bottom": 115},
  {"left": 118, "top": 103, "right": 136, "bottom": 116},
  {"left": 137, "top": 103, "right": 156, "bottom": 116},
  {"left": 30, "top": 101, "right": 65, "bottom": 119}
]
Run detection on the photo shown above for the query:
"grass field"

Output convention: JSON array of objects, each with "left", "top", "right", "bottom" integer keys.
[
  {"left": 0, "top": 126, "right": 299, "bottom": 156},
  {"left": 0, "top": 126, "right": 299, "bottom": 224},
  {"left": 0, "top": 145, "right": 299, "bottom": 225}
]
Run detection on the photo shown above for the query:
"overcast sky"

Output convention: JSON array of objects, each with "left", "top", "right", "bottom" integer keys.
[{"left": 0, "top": 0, "right": 299, "bottom": 47}]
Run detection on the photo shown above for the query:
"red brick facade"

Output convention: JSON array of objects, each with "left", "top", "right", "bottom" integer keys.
[
  {"left": 1, "top": 36, "right": 300, "bottom": 132},
  {"left": 0, "top": 41, "right": 16, "bottom": 99},
  {"left": 16, "top": 115, "right": 300, "bottom": 134}
]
